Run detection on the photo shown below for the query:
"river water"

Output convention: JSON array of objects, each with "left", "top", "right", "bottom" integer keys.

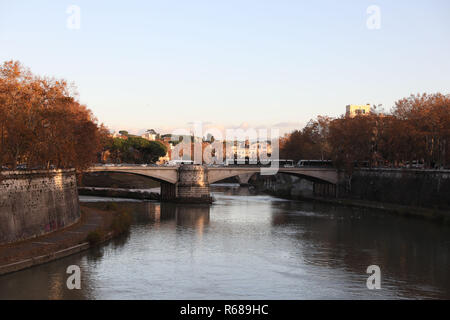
[{"left": 1, "top": 184, "right": 449, "bottom": 299}]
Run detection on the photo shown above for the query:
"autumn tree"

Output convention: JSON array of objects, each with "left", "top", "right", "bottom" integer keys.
[
  {"left": 280, "top": 117, "right": 332, "bottom": 161},
  {"left": 0, "top": 60, "right": 107, "bottom": 171},
  {"left": 327, "top": 115, "right": 379, "bottom": 172},
  {"left": 393, "top": 93, "right": 450, "bottom": 168}
]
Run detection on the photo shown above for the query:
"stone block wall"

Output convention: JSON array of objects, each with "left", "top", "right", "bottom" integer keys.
[
  {"left": 177, "top": 185, "right": 211, "bottom": 199},
  {"left": 175, "top": 165, "right": 211, "bottom": 202},
  {"left": 0, "top": 169, "right": 80, "bottom": 244}
]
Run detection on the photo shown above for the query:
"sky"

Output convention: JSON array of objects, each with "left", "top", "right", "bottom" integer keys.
[{"left": 0, "top": 0, "right": 449, "bottom": 136}]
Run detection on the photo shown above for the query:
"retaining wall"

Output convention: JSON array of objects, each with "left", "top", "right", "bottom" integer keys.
[
  {"left": 349, "top": 169, "right": 450, "bottom": 209},
  {"left": 0, "top": 169, "right": 80, "bottom": 244}
]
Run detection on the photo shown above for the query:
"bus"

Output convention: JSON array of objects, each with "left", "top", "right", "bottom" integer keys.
[
  {"left": 167, "top": 160, "right": 194, "bottom": 166},
  {"left": 259, "top": 159, "right": 294, "bottom": 168},
  {"left": 224, "top": 158, "right": 294, "bottom": 167},
  {"left": 297, "top": 160, "right": 333, "bottom": 168},
  {"left": 271, "top": 159, "right": 295, "bottom": 168}
]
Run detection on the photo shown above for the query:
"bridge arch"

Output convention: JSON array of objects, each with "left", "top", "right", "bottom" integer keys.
[
  {"left": 207, "top": 168, "right": 339, "bottom": 185},
  {"left": 278, "top": 168, "right": 339, "bottom": 185},
  {"left": 86, "top": 167, "right": 178, "bottom": 184}
]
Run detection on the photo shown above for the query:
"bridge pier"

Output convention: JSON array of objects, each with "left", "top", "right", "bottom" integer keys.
[
  {"left": 237, "top": 173, "right": 255, "bottom": 186},
  {"left": 161, "top": 165, "right": 212, "bottom": 203},
  {"left": 313, "top": 181, "right": 337, "bottom": 198},
  {"left": 160, "top": 182, "right": 177, "bottom": 201}
]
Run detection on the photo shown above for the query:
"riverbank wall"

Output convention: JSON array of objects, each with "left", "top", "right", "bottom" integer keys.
[
  {"left": 0, "top": 169, "right": 80, "bottom": 244},
  {"left": 250, "top": 169, "right": 450, "bottom": 223},
  {"left": 0, "top": 205, "right": 119, "bottom": 276},
  {"left": 346, "top": 168, "right": 450, "bottom": 209}
]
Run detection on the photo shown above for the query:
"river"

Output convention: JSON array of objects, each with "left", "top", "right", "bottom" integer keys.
[{"left": 1, "top": 184, "right": 449, "bottom": 299}]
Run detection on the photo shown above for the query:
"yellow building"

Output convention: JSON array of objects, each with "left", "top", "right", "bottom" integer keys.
[{"left": 346, "top": 104, "right": 371, "bottom": 118}]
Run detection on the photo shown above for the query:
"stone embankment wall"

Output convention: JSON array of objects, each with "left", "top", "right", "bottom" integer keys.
[
  {"left": 348, "top": 169, "right": 450, "bottom": 209},
  {"left": 251, "top": 169, "right": 450, "bottom": 210},
  {"left": 0, "top": 169, "right": 80, "bottom": 244}
]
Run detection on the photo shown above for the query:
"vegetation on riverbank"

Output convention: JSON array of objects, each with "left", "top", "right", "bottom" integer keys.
[
  {"left": 86, "top": 230, "right": 104, "bottom": 245},
  {"left": 110, "top": 210, "right": 133, "bottom": 235},
  {"left": 86, "top": 207, "right": 132, "bottom": 245}
]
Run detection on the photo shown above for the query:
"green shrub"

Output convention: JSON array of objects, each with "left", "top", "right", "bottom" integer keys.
[
  {"left": 86, "top": 230, "right": 104, "bottom": 245},
  {"left": 110, "top": 210, "right": 132, "bottom": 235}
]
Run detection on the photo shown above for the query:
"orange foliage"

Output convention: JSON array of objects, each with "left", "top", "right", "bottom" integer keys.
[
  {"left": 280, "top": 93, "right": 450, "bottom": 171},
  {"left": 0, "top": 61, "right": 108, "bottom": 171}
]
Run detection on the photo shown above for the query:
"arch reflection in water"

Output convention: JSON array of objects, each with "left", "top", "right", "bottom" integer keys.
[{"left": 108, "top": 201, "right": 210, "bottom": 231}]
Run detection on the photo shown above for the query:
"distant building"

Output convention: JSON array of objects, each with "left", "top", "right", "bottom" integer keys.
[
  {"left": 346, "top": 104, "right": 371, "bottom": 118},
  {"left": 141, "top": 132, "right": 157, "bottom": 141},
  {"left": 229, "top": 141, "right": 272, "bottom": 160},
  {"left": 142, "top": 129, "right": 159, "bottom": 141}
]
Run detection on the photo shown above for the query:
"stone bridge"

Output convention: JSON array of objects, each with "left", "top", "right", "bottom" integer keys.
[{"left": 87, "top": 165, "right": 342, "bottom": 202}]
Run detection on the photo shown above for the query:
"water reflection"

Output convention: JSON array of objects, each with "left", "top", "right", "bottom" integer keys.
[
  {"left": 269, "top": 200, "right": 450, "bottom": 298},
  {"left": 0, "top": 253, "right": 90, "bottom": 300},
  {"left": 0, "top": 201, "right": 212, "bottom": 300},
  {"left": 0, "top": 186, "right": 449, "bottom": 299}
]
